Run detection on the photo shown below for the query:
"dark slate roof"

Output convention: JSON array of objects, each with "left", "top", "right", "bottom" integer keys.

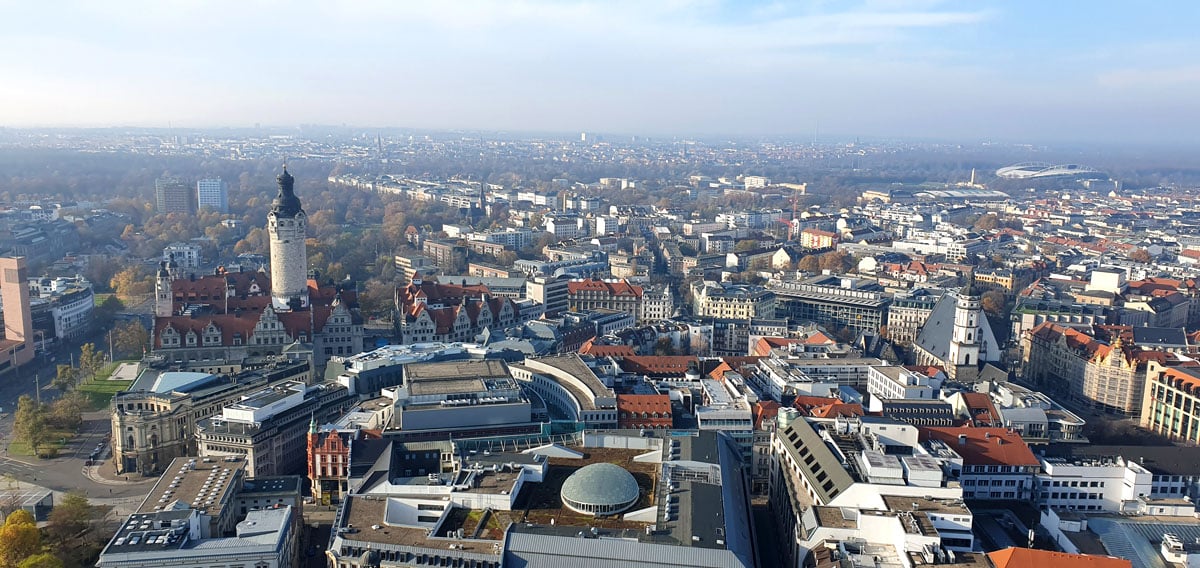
[
  {"left": 1042, "top": 444, "right": 1199, "bottom": 477},
  {"left": 1132, "top": 326, "right": 1188, "bottom": 347},
  {"left": 914, "top": 293, "right": 957, "bottom": 362},
  {"left": 270, "top": 167, "right": 304, "bottom": 218}
]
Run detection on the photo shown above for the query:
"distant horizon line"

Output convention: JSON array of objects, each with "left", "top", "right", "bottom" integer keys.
[{"left": 2, "top": 123, "right": 1191, "bottom": 152}]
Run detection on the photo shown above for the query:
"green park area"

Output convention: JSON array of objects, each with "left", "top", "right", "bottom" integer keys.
[{"left": 9, "top": 352, "right": 136, "bottom": 459}]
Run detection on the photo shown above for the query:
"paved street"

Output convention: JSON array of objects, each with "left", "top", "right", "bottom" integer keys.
[{"left": 0, "top": 306, "right": 157, "bottom": 505}]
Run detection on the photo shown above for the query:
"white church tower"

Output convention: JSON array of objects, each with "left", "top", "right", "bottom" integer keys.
[
  {"left": 946, "top": 284, "right": 982, "bottom": 380},
  {"left": 268, "top": 166, "right": 309, "bottom": 311}
]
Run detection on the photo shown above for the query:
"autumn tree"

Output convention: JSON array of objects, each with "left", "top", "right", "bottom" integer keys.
[
  {"left": 78, "top": 343, "right": 104, "bottom": 383},
  {"left": 44, "top": 492, "right": 91, "bottom": 547},
  {"left": 109, "top": 266, "right": 152, "bottom": 299},
  {"left": 797, "top": 255, "right": 821, "bottom": 272},
  {"left": 16, "top": 553, "right": 62, "bottom": 568},
  {"left": 0, "top": 506, "right": 41, "bottom": 568},
  {"left": 733, "top": 239, "right": 760, "bottom": 253},
  {"left": 12, "top": 396, "right": 47, "bottom": 457},
  {"left": 818, "top": 250, "right": 852, "bottom": 273},
  {"left": 47, "top": 392, "right": 86, "bottom": 432},
  {"left": 357, "top": 279, "right": 397, "bottom": 320},
  {"left": 654, "top": 337, "right": 678, "bottom": 356},
  {"left": 1129, "top": 248, "right": 1153, "bottom": 263},
  {"left": 50, "top": 365, "right": 78, "bottom": 392},
  {"left": 981, "top": 290, "right": 1008, "bottom": 315},
  {"left": 495, "top": 250, "right": 518, "bottom": 267},
  {"left": 111, "top": 320, "right": 150, "bottom": 359},
  {"left": 973, "top": 214, "right": 999, "bottom": 231}
]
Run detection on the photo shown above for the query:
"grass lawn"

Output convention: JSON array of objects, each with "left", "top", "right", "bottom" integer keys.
[
  {"left": 8, "top": 426, "right": 75, "bottom": 458},
  {"left": 77, "top": 377, "right": 134, "bottom": 411}
]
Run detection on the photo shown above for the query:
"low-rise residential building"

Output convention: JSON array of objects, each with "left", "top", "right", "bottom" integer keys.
[
  {"left": 799, "top": 228, "right": 838, "bottom": 251},
  {"left": 866, "top": 365, "right": 941, "bottom": 402},
  {"left": 640, "top": 284, "right": 674, "bottom": 323},
  {"left": 163, "top": 242, "right": 202, "bottom": 269},
  {"left": 616, "top": 393, "right": 672, "bottom": 429},
  {"left": 394, "top": 252, "right": 438, "bottom": 282}
]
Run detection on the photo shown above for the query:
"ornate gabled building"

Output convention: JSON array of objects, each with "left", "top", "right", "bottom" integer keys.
[
  {"left": 394, "top": 277, "right": 523, "bottom": 344},
  {"left": 1023, "top": 321, "right": 1170, "bottom": 417},
  {"left": 151, "top": 169, "right": 363, "bottom": 374}
]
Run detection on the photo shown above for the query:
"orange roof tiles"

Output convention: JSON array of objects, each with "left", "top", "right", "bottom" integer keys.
[
  {"left": 921, "top": 427, "right": 1039, "bottom": 467},
  {"left": 752, "top": 401, "right": 781, "bottom": 430},
  {"left": 616, "top": 394, "right": 671, "bottom": 416},
  {"left": 619, "top": 355, "right": 697, "bottom": 376},
  {"left": 751, "top": 337, "right": 799, "bottom": 356},
  {"left": 811, "top": 402, "right": 863, "bottom": 419},
  {"left": 566, "top": 279, "right": 643, "bottom": 298},
  {"left": 987, "top": 547, "right": 1129, "bottom": 568},
  {"left": 578, "top": 341, "right": 636, "bottom": 358}
]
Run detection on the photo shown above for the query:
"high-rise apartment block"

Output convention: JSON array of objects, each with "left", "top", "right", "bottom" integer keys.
[
  {"left": 155, "top": 176, "right": 194, "bottom": 214},
  {"left": 196, "top": 177, "right": 228, "bottom": 212}
]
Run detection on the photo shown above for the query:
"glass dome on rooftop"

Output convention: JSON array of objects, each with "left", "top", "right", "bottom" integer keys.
[{"left": 560, "top": 462, "right": 640, "bottom": 516}]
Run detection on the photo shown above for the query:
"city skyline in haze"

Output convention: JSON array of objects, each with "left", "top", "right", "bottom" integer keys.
[{"left": 1, "top": 1, "right": 1197, "bottom": 146}]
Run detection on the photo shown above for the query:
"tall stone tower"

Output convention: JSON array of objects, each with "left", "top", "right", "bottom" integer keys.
[
  {"left": 268, "top": 166, "right": 309, "bottom": 310},
  {"left": 153, "top": 257, "right": 178, "bottom": 318},
  {"left": 947, "top": 284, "right": 982, "bottom": 380}
]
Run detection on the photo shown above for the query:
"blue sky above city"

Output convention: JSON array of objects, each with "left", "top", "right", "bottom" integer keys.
[{"left": 0, "top": 1, "right": 1196, "bottom": 144}]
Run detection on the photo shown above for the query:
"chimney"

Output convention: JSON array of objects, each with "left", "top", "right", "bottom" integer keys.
[
  {"left": 996, "top": 438, "right": 1003, "bottom": 446},
  {"left": 958, "top": 434, "right": 967, "bottom": 446}
]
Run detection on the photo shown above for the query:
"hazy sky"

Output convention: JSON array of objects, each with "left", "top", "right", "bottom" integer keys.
[{"left": 1, "top": 1, "right": 1197, "bottom": 144}]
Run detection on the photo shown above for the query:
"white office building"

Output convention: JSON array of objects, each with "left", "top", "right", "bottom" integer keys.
[{"left": 197, "top": 178, "right": 229, "bottom": 213}]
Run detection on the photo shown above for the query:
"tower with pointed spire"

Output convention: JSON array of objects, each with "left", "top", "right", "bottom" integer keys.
[{"left": 268, "top": 166, "right": 309, "bottom": 310}]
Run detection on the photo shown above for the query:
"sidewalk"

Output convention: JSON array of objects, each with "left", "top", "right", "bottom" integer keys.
[{"left": 86, "top": 455, "right": 156, "bottom": 487}]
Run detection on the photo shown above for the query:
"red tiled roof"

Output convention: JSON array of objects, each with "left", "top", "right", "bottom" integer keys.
[
  {"left": 616, "top": 394, "right": 672, "bottom": 416},
  {"left": 792, "top": 395, "right": 841, "bottom": 411},
  {"left": 921, "top": 427, "right": 1039, "bottom": 467},
  {"left": 753, "top": 401, "right": 781, "bottom": 430},
  {"left": 1028, "top": 322, "right": 1109, "bottom": 359},
  {"left": 566, "top": 279, "right": 643, "bottom": 298},
  {"left": 959, "top": 392, "right": 1002, "bottom": 426},
  {"left": 804, "top": 332, "right": 834, "bottom": 345},
  {"left": 987, "top": 547, "right": 1129, "bottom": 568},
  {"left": 811, "top": 402, "right": 863, "bottom": 419},
  {"left": 752, "top": 337, "right": 798, "bottom": 356},
  {"left": 619, "top": 355, "right": 698, "bottom": 376},
  {"left": 579, "top": 341, "right": 636, "bottom": 358}
]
